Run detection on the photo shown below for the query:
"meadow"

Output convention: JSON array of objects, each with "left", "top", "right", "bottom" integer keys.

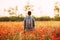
[{"left": 0, "top": 21, "right": 60, "bottom": 40}]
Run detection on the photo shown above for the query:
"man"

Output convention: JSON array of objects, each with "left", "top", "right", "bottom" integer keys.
[{"left": 24, "top": 11, "right": 35, "bottom": 32}]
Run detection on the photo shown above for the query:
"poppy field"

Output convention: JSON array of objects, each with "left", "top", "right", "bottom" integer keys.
[{"left": 0, "top": 21, "right": 60, "bottom": 40}]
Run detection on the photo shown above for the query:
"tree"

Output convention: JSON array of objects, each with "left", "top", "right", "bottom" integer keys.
[
  {"left": 24, "top": 0, "right": 34, "bottom": 11},
  {"left": 54, "top": 2, "right": 60, "bottom": 17},
  {"left": 4, "top": 6, "right": 18, "bottom": 17}
]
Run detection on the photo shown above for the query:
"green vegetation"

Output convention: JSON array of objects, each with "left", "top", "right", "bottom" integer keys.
[
  {"left": 0, "top": 16, "right": 60, "bottom": 21},
  {"left": 0, "top": 16, "right": 24, "bottom": 21}
]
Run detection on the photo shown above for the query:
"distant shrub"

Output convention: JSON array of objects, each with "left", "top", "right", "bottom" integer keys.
[
  {"left": 54, "top": 16, "right": 60, "bottom": 21},
  {"left": 35, "top": 16, "right": 51, "bottom": 21}
]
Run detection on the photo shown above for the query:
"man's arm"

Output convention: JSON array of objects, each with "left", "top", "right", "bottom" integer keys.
[
  {"left": 33, "top": 19, "right": 35, "bottom": 28},
  {"left": 24, "top": 19, "right": 26, "bottom": 30}
]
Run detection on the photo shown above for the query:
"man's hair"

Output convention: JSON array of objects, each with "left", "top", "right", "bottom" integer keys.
[{"left": 28, "top": 11, "right": 31, "bottom": 15}]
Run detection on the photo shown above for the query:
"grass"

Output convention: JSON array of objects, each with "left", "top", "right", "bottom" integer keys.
[{"left": 0, "top": 21, "right": 60, "bottom": 40}]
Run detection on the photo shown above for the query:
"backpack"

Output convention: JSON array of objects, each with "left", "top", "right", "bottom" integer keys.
[{"left": 26, "top": 17, "right": 33, "bottom": 28}]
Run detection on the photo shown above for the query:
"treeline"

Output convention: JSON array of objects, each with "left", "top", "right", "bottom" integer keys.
[
  {"left": 34, "top": 16, "right": 60, "bottom": 21},
  {"left": 0, "top": 16, "right": 60, "bottom": 21},
  {"left": 0, "top": 16, "right": 24, "bottom": 22}
]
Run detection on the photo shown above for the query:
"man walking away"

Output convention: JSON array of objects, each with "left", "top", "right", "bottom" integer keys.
[{"left": 24, "top": 11, "right": 35, "bottom": 32}]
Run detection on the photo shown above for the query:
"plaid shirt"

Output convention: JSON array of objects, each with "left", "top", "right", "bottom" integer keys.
[{"left": 24, "top": 16, "right": 35, "bottom": 31}]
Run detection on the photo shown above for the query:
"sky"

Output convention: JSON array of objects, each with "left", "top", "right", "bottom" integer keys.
[{"left": 0, "top": 0, "right": 60, "bottom": 17}]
